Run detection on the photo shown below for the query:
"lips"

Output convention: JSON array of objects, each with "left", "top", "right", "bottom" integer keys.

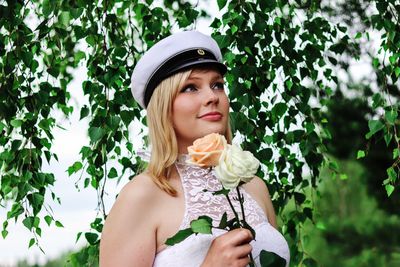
[{"left": 199, "top": 112, "right": 222, "bottom": 121}]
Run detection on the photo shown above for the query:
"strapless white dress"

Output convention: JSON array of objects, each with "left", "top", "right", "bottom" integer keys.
[{"left": 153, "top": 155, "right": 290, "bottom": 267}]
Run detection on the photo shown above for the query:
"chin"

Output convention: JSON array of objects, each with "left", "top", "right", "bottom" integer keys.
[
  {"left": 200, "top": 126, "right": 226, "bottom": 137},
  {"left": 177, "top": 122, "right": 228, "bottom": 143}
]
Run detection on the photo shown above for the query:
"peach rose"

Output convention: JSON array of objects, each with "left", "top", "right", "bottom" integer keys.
[{"left": 187, "top": 133, "right": 227, "bottom": 167}]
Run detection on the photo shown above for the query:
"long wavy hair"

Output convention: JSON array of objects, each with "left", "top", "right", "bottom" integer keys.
[{"left": 145, "top": 68, "right": 232, "bottom": 196}]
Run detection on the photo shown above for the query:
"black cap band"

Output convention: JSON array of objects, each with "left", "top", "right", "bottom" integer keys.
[{"left": 144, "top": 48, "right": 227, "bottom": 107}]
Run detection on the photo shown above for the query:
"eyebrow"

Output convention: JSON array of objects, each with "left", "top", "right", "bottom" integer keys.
[{"left": 186, "top": 74, "right": 223, "bottom": 81}]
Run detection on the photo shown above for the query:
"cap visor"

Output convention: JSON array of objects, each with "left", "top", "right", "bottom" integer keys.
[{"left": 166, "top": 60, "right": 227, "bottom": 76}]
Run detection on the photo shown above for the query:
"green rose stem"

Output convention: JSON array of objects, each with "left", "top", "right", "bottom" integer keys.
[
  {"left": 225, "top": 193, "right": 240, "bottom": 222},
  {"left": 236, "top": 187, "right": 255, "bottom": 266},
  {"left": 225, "top": 191, "right": 255, "bottom": 267},
  {"left": 236, "top": 187, "right": 246, "bottom": 221}
]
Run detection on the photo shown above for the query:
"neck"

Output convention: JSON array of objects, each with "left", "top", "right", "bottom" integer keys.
[
  {"left": 177, "top": 138, "right": 194, "bottom": 154},
  {"left": 178, "top": 142, "right": 190, "bottom": 154}
]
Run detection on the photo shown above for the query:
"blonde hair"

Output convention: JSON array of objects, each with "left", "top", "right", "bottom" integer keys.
[{"left": 146, "top": 68, "right": 232, "bottom": 196}]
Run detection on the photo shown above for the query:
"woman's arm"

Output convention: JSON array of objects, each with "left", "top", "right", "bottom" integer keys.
[
  {"left": 243, "top": 176, "right": 278, "bottom": 228},
  {"left": 99, "top": 174, "right": 157, "bottom": 267}
]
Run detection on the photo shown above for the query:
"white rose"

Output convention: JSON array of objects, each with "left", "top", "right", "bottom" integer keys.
[{"left": 215, "top": 144, "right": 260, "bottom": 189}]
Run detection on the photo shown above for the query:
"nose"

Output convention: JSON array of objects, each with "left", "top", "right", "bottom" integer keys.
[{"left": 203, "top": 87, "right": 219, "bottom": 106}]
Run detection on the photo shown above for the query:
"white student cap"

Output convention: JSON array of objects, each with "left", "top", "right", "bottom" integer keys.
[{"left": 130, "top": 31, "right": 227, "bottom": 108}]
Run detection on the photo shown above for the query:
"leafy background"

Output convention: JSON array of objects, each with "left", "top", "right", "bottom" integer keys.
[{"left": 0, "top": 0, "right": 399, "bottom": 266}]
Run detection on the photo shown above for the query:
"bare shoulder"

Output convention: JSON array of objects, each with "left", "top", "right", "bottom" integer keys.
[
  {"left": 244, "top": 176, "right": 269, "bottom": 192},
  {"left": 242, "top": 176, "right": 278, "bottom": 228},
  {"left": 108, "top": 172, "right": 160, "bottom": 218},
  {"left": 100, "top": 172, "right": 161, "bottom": 266},
  {"left": 119, "top": 172, "right": 160, "bottom": 203},
  {"left": 105, "top": 171, "right": 163, "bottom": 227}
]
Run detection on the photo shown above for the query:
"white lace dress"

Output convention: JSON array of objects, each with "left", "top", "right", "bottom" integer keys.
[{"left": 153, "top": 155, "right": 290, "bottom": 267}]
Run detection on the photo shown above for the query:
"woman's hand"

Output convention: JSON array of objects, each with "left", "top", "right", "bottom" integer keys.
[{"left": 201, "top": 228, "right": 253, "bottom": 267}]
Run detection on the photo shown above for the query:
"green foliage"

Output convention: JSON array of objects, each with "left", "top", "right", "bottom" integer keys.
[
  {"left": 165, "top": 216, "right": 212, "bottom": 246},
  {"left": 260, "top": 250, "right": 287, "bottom": 267},
  {"left": 342, "top": 0, "right": 400, "bottom": 197},
  {"left": 211, "top": 0, "right": 352, "bottom": 263},
  {"left": 190, "top": 216, "right": 213, "bottom": 234},
  {"left": 165, "top": 228, "right": 193, "bottom": 246},
  {"left": 1, "top": 0, "right": 399, "bottom": 266},
  {"left": 69, "top": 244, "right": 99, "bottom": 267},
  {"left": 14, "top": 245, "right": 99, "bottom": 267},
  {"left": 290, "top": 159, "right": 400, "bottom": 267}
]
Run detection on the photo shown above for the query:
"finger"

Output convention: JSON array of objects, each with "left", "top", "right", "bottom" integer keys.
[
  {"left": 234, "top": 243, "right": 253, "bottom": 258},
  {"left": 230, "top": 229, "right": 253, "bottom": 246},
  {"left": 236, "top": 256, "right": 250, "bottom": 267}
]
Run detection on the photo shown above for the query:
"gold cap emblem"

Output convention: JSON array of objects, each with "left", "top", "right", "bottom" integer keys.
[{"left": 197, "top": 49, "right": 205, "bottom": 56}]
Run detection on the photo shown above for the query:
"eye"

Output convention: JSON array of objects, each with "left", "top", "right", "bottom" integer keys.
[
  {"left": 212, "top": 82, "right": 224, "bottom": 90},
  {"left": 180, "top": 84, "right": 197, "bottom": 93}
]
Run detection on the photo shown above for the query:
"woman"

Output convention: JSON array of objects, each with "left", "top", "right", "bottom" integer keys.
[{"left": 99, "top": 31, "right": 290, "bottom": 266}]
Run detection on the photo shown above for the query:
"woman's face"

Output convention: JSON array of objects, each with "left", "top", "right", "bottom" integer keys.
[{"left": 172, "top": 68, "right": 230, "bottom": 153}]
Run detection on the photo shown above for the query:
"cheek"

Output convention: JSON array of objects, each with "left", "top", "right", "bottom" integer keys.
[
  {"left": 172, "top": 97, "right": 198, "bottom": 122},
  {"left": 173, "top": 104, "right": 192, "bottom": 118},
  {"left": 221, "top": 95, "right": 230, "bottom": 113}
]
